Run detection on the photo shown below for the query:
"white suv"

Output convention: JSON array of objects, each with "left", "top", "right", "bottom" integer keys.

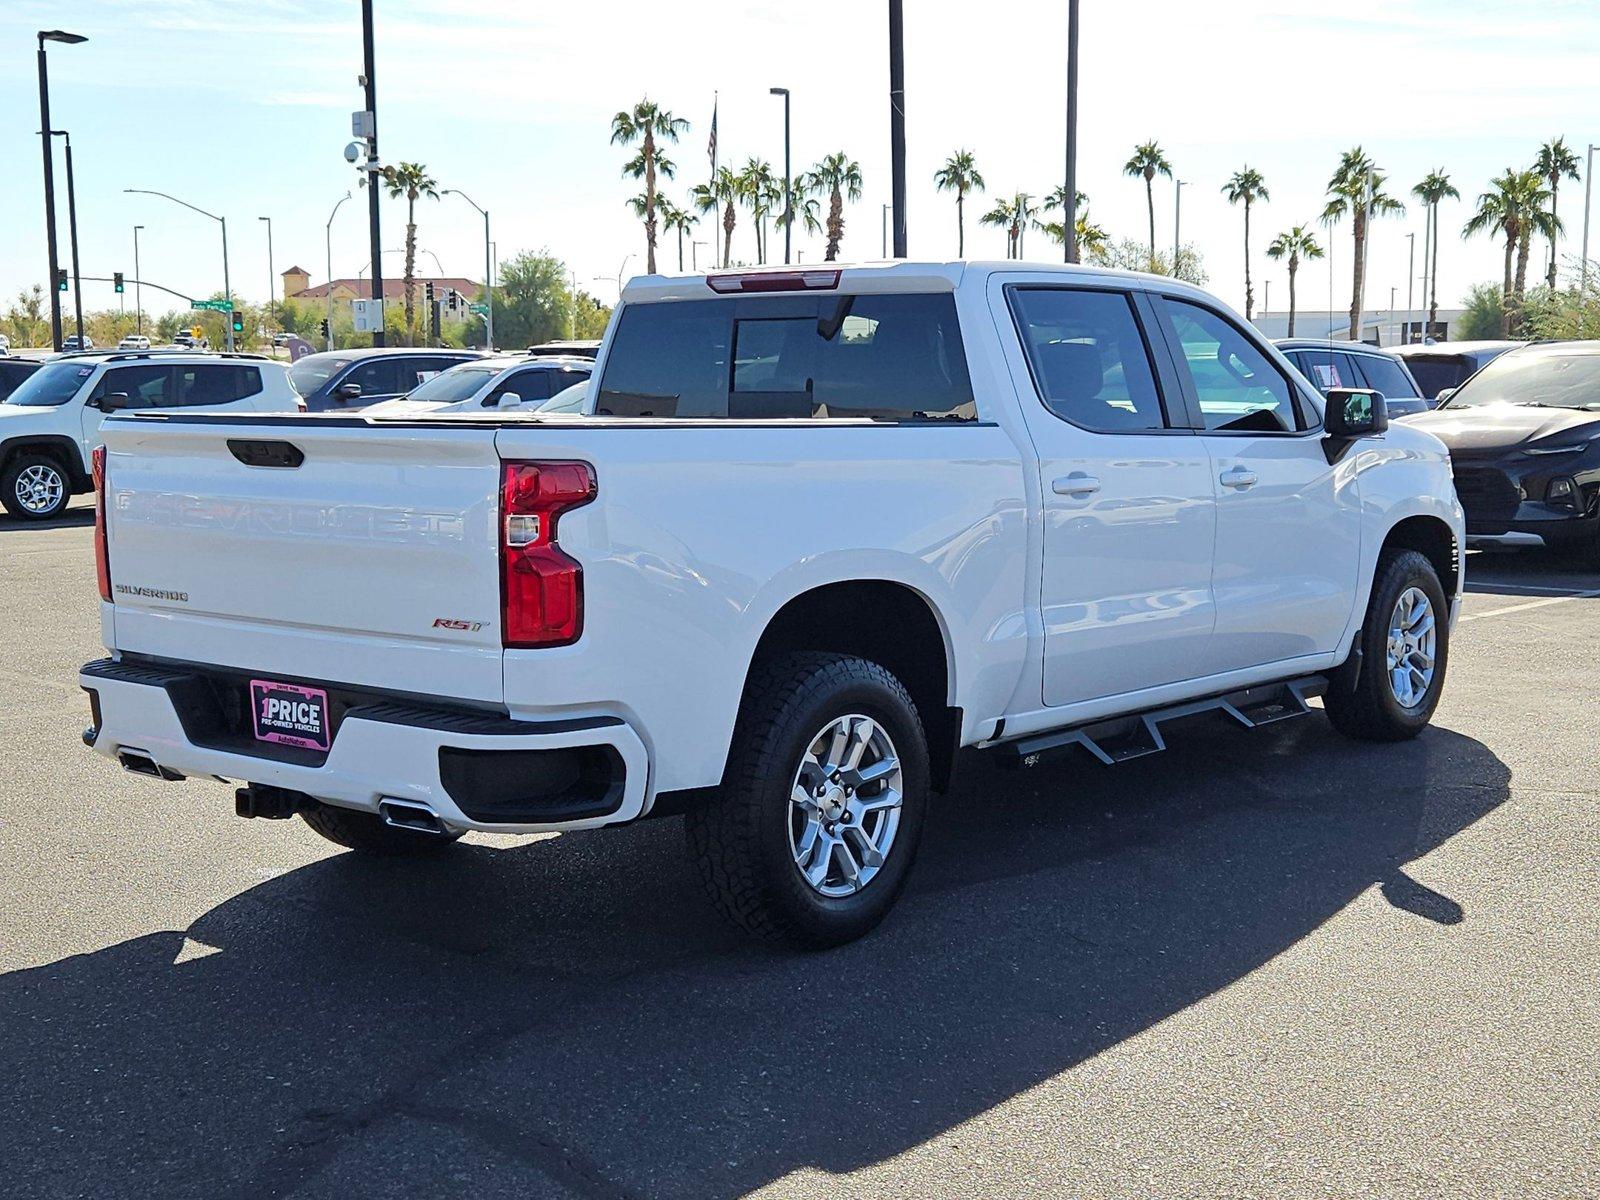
[
  {"left": 0, "top": 352, "right": 298, "bottom": 521},
  {"left": 361, "top": 355, "right": 592, "bottom": 415}
]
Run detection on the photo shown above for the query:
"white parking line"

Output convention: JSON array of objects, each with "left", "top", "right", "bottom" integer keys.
[{"left": 1461, "top": 590, "right": 1600, "bottom": 622}]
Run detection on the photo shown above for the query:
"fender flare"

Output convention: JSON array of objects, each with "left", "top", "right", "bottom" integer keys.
[{"left": 0, "top": 434, "right": 92, "bottom": 492}]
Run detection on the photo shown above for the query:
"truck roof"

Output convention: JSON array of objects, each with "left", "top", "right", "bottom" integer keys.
[{"left": 620, "top": 259, "right": 1206, "bottom": 303}]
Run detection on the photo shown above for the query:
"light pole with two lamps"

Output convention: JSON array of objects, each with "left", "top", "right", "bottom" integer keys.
[
  {"left": 125, "top": 187, "right": 234, "bottom": 350},
  {"left": 441, "top": 188, "right": 493, "bottom": 350},
  {"left": 36, "top": 28, "right": 87, "bottom": 350}
]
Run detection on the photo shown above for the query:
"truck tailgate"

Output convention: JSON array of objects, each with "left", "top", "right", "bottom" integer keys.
[{"left": 101, "top": 415, "right": 506, "bottom": 703}]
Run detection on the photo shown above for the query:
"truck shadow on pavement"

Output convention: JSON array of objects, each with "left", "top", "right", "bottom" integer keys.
[{"left": 2, "top": 718, "right": 1508, "bottom": 1199}]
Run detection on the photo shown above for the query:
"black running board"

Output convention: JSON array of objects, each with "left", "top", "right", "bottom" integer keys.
[{"left": 997, "top": 675, "right": 1327, "bottom": 768}]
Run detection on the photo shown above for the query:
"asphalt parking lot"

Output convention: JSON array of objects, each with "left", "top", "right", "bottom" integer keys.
[{"left": 2, "top": 499, "right": 1596, "bottom": 1199}]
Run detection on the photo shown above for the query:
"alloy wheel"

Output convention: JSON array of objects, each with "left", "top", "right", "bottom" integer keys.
[
  {"left": 1386, "top": 586, "right": 1437, "bottom": 709},
  {"left": 787, "top": 714, "right": 904, "bottom": 898}
]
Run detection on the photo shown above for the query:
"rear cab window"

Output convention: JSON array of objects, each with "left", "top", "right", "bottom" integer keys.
[{"left": 595, "top": 292, "right": 976, "bottom": 422}]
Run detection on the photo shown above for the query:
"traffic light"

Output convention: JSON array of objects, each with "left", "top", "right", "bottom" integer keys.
[
  {"left": 424, "top": 281, "right": 435, "bottom": 305},
  {"left": 230, "top": 311, "right": 244, "bottom": 334},
  {"left": 447, "top": 289, "right": 460, "bottom": 313},
  {"left": 319, "top": 319, "right": 330, "bottom": 338},
  {"left": 113, "top": 272, "right": 125, "bottom": 294},
  {"left": 56, "top": 269, "right": 68, "bottom": 292}
]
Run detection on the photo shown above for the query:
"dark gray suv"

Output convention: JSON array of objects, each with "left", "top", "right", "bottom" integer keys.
[{"left": 288, "top": 348, "right": 485, "bottom": 411}]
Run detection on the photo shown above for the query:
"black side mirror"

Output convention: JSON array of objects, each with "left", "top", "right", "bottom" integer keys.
[
  {"left": 98, "top": 392, "right": 133, "bottom": 411},
  {"left": 1322, "top": 387, "right": 1387, "bottom": 462},
  {"left": 334, "top": 381, "right": 363, "bottom": 401}
]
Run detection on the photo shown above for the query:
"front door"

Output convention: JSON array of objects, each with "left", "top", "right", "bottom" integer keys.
[
  {"left": 1000, "top": 282, "right": 1218, "bottom": 709},
  {"left": 1156, "top": 297, "right": 1361, "bottom": 675}
]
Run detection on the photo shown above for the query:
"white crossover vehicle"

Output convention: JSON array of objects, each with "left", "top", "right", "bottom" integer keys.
[
  {"left": 362, "top": 354, "right": 591, "bottom": 416},
  {"left": 1, "top": 351, "right": 298, "bottom": 520},
  {"left": 80, "top": 262, "right": 1464, "bottom": 946}
]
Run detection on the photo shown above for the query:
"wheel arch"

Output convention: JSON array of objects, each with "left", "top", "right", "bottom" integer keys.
[
  {"left": 0, "top": 434, "right": 92, "bottom": 493},
  {"left": 741, "top": 579, "right": 961, "bottom": 793},
  {"left": 1381, "top": 513, "right": 1460, "bottom": 597}
]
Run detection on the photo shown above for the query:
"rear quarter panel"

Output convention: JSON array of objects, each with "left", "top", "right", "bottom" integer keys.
[{"left": 493, "top": 421, "right": 1031, "bottom": 794}]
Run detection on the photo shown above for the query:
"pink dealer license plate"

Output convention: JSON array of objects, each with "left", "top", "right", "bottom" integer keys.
[{"left": 250, "top": 679, "right": 331, "bottom": 751}]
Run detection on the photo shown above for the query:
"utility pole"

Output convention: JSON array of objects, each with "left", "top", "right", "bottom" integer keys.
[
  {"left": 882, "top": 204, "right": 889, "bottom": 258},
  {"left": 53, "top": 132, "right": 84, "bottom": 341},
  {"left": 325, "top": 191, "right": 352, "bottom": 352},
  {"left": 1581, "top": 143, "right": 1597, "bottom": 313},
  {"left": 133, "top": 225, "right": 144, "bottom": 334},
  {"left": 887, "top": 0, "right": 907, "bottom": 258},
  {"left": 771, "top": 87, "right": 792, "bottom": 264},
  {"left": 1405, "top": 231, "right": 1415, "bottom": 343},
  {"left": 1173, "top": 180, "right": 1186, "bottom": 276},
  {"left": 1062, "top": 0, "right": 1080, "bottom": 263},
  {"left": 361, "top": 0, "right": 385, "bottom": 346},
  {"left": 259, "top": 216, "right": 274, "bottom": 332}
]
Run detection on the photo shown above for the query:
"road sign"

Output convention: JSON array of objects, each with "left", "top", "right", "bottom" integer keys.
[
  {"left": 468, "top": 303, "right": 490, "bottom": 316},
  {"left": 350, "top": 298, "right": 384, "bottom": 332},
  {"left": 190, "top": 299, "right": 232, "bottom": 312}
]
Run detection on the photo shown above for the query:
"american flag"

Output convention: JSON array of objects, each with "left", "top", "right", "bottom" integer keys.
[{"left": 707, "top": 93, "right": 718, "bottom": 176}]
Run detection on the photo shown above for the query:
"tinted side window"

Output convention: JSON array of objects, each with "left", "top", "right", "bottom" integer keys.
[
  {"left": 1290, "top": 350, "right": 1359, "bottom": 393},
  {"left": 1007, "top": 288, "right": 1168, "bottom": 432},
  {"left": 175, "top": 364, "right": 264, "bottom": 407},
  {"left": 805, "top": 294, "right": 975, "bottom": 421},
  {"left": 1165, "top": 300, "right": 1300, "bottom": 433},
  {"left": 1354, "top": 354, "right": 1420, "bottom": 400},
  {"left": 495, "top": 369, "right": 556, "bottom": 404},
  {"left": 343, "top": 359, "right": 407, "bottom": 400},
  {"left": 0, "top": 362, "right": 37, "bottom": 402},
  {"left": 97, "top": 365, "right": 173, "bottom": 409},
  {"left": 596, "top": 299, "right": 730, "bottom": 417}
]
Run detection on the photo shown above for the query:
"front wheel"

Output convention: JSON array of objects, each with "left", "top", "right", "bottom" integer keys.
[
  {"left": 686, "top": 652, "right": 930, "bottom": 948},
  {"left": 1325, "top": 549, "right": 1450, "bottom": 741},
  {"left": 1, "top": 452, "right": 71, "bottom": 521}
]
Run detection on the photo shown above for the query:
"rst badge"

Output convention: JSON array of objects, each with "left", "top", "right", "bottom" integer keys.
[{"left": 432, "top": 618, "right": 484, "bottom": 632}]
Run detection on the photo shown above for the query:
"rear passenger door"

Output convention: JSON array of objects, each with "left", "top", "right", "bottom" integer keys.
[
  {"left": 1154, "top": 297, "right": 1361, "bottom": 676},
  {"left": 999, "top": 282, "right": 1218, "bottom": 709},
  {"left": 171, "top": 363, "right": 266, "bottom": 411}
]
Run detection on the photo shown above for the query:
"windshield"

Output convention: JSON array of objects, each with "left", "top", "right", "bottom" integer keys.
[
  {"left": 2, "top": 361, "right": 94, "bottom": 407},
  {"left": 288, "top": 354, "right": 350, "bottom": 396},
  {"left": 401, "top": 365, "right": 500, "bottom": 404},
  {"left": 1445, "top": 350, "right": 1600, "bottom": 410}
]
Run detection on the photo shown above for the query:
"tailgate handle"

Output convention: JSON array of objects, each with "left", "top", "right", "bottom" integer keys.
[{"left": 228, "top": 439, "right": 305, "bottom": 469}]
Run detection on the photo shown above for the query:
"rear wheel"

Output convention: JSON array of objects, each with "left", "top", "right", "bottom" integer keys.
[
  {"left": 686, "top": 652, "right": 930, "bottom": 948},
  {"left": 1, "top": 452, "right": 71, "bottom": 521},
  {"left": 1325, "top": 549, "right": 1449, "bottom": 741},
  {"left": 300, "top": 800, "right": 462, "bottom": 856}
]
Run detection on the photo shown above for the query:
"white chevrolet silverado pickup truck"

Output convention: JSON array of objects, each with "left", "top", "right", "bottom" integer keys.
[{"left": 80, "top": 262, "right": 1465, "bottom": 947}]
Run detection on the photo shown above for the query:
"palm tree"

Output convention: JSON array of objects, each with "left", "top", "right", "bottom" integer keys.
[
  {"left": 776, "top": 180, "right": 823, "bottom": 246},
  {"left": 659, "top": 198, "right": 697, "bottom": 272},
  {"left": 1411, "top": 169, "right": 1459, "bottom": 335},
  {"left": 690, "top": 167, "right": 741, "bottom": 268},
  {"left": 1123, "top": 141, "right": 1173, "bottom": 269},
  {"left": 980, "top": 194, "right": 1031, "bottom": 258},
  {"left": 378, "top": 161, "right": 438, "bottom": 344},
  {"left": 1222, "top": 167, "right": 1270, "bottom": 320},
  {"left": 737, "top": 157, "right": 778, "bottom": 263},
  {"left": 804, "top": 153, "right": 863, "bottom": 262},
  {"left": 1534, "top": 138, "right": 1582, "bottom": 288},
  {"left": 1036, "top": 211, "right": 1108, "bottom": 262},
  {"left": 1512, "top": 172, "right": 1558, "bottom": 312},
  {"left": 611, "top": 98, "right": 689, "bottom": 275},
  {"left": 1464, "top": 171, "right": 1521, "bottom": 332},
  {"left": 1265, "top": 225, "right": 1323, "bottom": 336},
  {"left": 1322, "top": 147, "right": 1404, "bottom": 340},
  {"left": 933, "top": 150, "right": 985, "bottom": 256}
]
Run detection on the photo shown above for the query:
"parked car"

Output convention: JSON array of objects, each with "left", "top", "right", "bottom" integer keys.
[
  {"left": 287, "top": 348, "right": 485, "bottom": 411},
  {"left": 0, "top": 334, "right": 11, "bottom": 352},
  {"left": 171, "top": 333, "right": 210, "bottom": 351},
  {"left": 527, "top": 339, "right": 601, "bottom": 360},
  {"left": 363, "top": 355, "right": 592, "bottom": 415},
  {"left": 61, "top": 334, "right": 94, "bottom": 352},
  {"left": 0, "top": 351, "right": 298, "bottom": 520},
  {"left": 117, "top": 335, "right": 152, "bottom": 351},
  {"left": 1276, "top": 339, "right": 1431, "bottom": 418},
  {"left": 536, "top": 378, "right": 588, "bottom": 414},
  {"left": 1406, "top": 341, "right": 1600, "bottom": 561},
  {"left": 0, "top": 357, "right": 42, "bottom": 404},
  {"left": 1393, "top": 340, "right": 1519, "bottom": 400},
  {"left": 80, "top": 262, "right": 1462, "bottom": 946}
]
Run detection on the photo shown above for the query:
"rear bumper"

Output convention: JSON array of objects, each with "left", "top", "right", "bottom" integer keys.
[{"left": 79, "top": 657, "right": 651, "bottom": 834}]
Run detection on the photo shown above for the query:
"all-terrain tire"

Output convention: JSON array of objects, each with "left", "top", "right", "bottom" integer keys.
[
  {"left": 686, "top": 652, "right": 930, "bottom": 949},
  {"left": 1325, "top": 549, "right": 1450, "bottom": 742}
]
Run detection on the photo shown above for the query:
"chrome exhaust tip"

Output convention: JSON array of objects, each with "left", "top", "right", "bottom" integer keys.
[
  {"left": 118, "top": 749, "right": 185, "bottom": 781},
  {"left": 378, "top": 798, "right": 449, "bottom": 836}
]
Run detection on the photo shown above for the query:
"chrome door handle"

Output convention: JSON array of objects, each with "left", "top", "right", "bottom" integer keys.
[
  {"left": 1219, "top": 467, "right": 1259, "bottom": 489},
  {"left": 1053, "top": 472, "right": 1101, "bottom": 497}
]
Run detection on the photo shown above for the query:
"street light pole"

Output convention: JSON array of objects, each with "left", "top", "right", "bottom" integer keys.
[
  {"left": 887, "top": 0, "right": 907, "bottom": 258},
  {"left": 259, "top": 216, "right": 274, "bottom": 333},
  {"left": 132, "top": 225, "right": 144, "bottom": 334},
  {"left": 326, "top": 191, "right": 352, "bottom": 352},
  {"left": 882, "top": 204, "right": 889, "bottom": 258},
  {"left": 770, "top": 87, "right": 792, "bottom": 264},
  {"left": 51, "top": 131, "right": 85, "bottom": 342},
  {"left": 124, "top": 188, "right": 234, "bottom": 350},
  {"left": 1581, "top": 143, "right": 1597, "bottom": 306},
  {"left": 36, "top": 30, "right": 86, "bottom": 351},
  {"left": 1173, "top": 180, "right": 1187, "bottom": 275},
  {"left": 1063, "top": 0, "right": 1080, "bottom": 263},
  {"left": 442, "top": 189, "right": 493, "bottom": 350},
  {"left": 1405, "top": 231, "right": 1415, "bottom": 343}
]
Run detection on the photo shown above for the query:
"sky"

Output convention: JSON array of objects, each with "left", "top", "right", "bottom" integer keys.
[{"left": 4, "top": 0, "right": 1600, "bottom": 328}]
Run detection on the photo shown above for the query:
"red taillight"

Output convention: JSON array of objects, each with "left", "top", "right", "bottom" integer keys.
[
  {"left": 92, "top": 445, "right": 111, "bottom": 602},
  {"left": 500, "top": 461, "right": 595, "bottom": 647},
  {"left": 705, "top": 269, "right": 841, "bottom": 294}
]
